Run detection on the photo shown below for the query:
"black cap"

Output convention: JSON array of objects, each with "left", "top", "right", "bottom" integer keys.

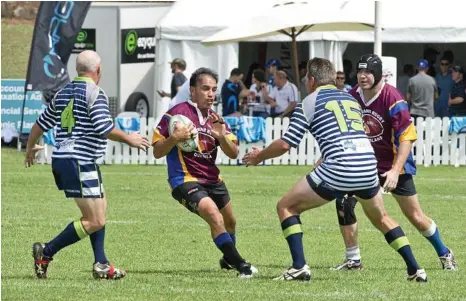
[{"left": 357, "top": 54, "right": 383, "bottom": 88}]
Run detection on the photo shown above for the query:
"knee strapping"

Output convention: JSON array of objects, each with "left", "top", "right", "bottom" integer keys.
[{"left": 336, "top": 195, "right": 358, "bottom": 226}]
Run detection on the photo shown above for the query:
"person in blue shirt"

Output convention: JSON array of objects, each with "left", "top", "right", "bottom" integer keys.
[
  {"left": 266, "top": 59, "right": 280, "bottom": 87},
  {"left": 221, "top": 68, "right": 249, "bottom": 116},
  {"left": 435, "top": 56, "right": 454, "bottom": 118}
]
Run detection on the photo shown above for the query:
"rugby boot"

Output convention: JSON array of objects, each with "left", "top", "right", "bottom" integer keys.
[
  {"left": 330, "top": 258, "right": 363, "bottom": 271},
  {"left": 273, "top": 264, "right": 311, "bottom": 281},
  {"left": 93, "top": 262, "right": 127, "bottom": 280},
  {"left": 32, "top": 242, "right": 52, "bottom": 279},
  {"left": 439, "top": 250, "right": 458, "bottom": 271},
  {"left": 407, "top": 269, "right": 427, "bottom": 282}
]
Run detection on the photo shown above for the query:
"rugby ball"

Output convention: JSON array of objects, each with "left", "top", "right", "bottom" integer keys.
[{"left": 168, "top": 114, "right": 198, "bottom": 152}]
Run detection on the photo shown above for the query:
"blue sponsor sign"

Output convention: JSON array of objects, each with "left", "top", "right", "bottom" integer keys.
[{"left": 1, "top": 79, "right": 45, "bottom": 134}]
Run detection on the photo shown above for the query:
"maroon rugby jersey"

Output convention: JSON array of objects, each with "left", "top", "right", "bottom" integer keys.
[
  {"left": 349, "top": 83, "right": 417, "bottom": 175},
  {"left": 152, "top": 101, "right": 237, "bottom": 189}
]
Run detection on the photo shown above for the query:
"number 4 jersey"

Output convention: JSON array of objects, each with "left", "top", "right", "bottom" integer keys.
[
  {"left": 281, "top": 85, "right": 379, "bottom": 191},
  {"left": 36, "top": 77, "right": 115, "bottom": 162}
]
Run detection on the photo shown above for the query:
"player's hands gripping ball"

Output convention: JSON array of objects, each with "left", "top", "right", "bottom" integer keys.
[
  {"left": 169, "top": 114, "right": 198, "bottom": 152},
  {"left": 172, "top": 121, "right": 195, "bottom": 142}
]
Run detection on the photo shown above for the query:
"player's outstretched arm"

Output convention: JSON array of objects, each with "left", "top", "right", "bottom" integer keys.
[
  {"left": 242, "top": 139, "right": 290, "bottom": 166},
  {"left": 107, "top": 128, "right": 150, "bottom": 151},
  {"left": 243, "top": 103, "right": 307, "bottom": 166}
]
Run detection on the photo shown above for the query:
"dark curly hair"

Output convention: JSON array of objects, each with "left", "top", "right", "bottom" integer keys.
[{"left": 252, "top": 69, "right": 265, "bottom": 83}]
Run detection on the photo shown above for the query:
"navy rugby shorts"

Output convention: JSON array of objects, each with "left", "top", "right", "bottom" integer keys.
[{"left": 52, "top": 158, "right": 104, "bottom": 198}]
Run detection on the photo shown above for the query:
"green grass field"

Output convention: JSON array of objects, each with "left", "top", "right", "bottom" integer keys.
[
  {"left": 1, "top": 20, "right": 34, "bottom": 79},
  {"left": 1, "top": 148, "right": 466, "bottom": 300}
]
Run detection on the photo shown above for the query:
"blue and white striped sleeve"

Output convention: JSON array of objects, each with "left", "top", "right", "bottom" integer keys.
[
  {"left": 89, "top": 90, "right": 115, "bottom": 136},
  {"left": 281, "top": 103, "right": 308, "bottom": 148},
  {"left": 36, "top": 99, "right": 57, "bottom": 132}
]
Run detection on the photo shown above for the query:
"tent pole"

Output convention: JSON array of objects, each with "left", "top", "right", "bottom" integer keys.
[
  {"left": 374, "top": 1, "right": 382, "bottom": 56},
  {"left": 291, "top": 28, "right": 300, "bottom": 89}
]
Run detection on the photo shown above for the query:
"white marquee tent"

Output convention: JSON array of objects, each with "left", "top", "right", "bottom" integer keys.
[{"left": 154, "top": 0, "right": 466, "bottom": 116}]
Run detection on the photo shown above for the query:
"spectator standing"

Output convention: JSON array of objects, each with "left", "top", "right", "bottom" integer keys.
[
  {"left": 406, "top": 59, "right": 438, "bottom": 120},
  {"left": 448, "top": 66, "right": 465, "bottom": 117},
  {"left": 435, "top": 57, "right": 454, "bottom": 118},
  {"left": 265, "top": 59, "right": 280, "bottom": 87},
  {"left": 157, "top": 58, "right": 187, "bottom": 99}
]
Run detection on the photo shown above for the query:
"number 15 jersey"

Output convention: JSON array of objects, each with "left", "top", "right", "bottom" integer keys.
[{"left": 281, "top": 85, "right": 379, "bottom": 191}]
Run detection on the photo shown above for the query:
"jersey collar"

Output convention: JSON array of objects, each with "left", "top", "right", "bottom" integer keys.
[
  {"left": 74, "top": 76, "right": 95, "bottom": 83},
  {"left": 316, "top": 84, "right": 337, "bottom": 91},
  {"left": 357, "top": 82, "right": 385, "bottom": 106},
  {"left": 187, "top": 100, "right": 211, "bottom": 125}
]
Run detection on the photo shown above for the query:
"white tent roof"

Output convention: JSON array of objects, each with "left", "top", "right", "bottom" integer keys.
[
  {"left": 316, "top": 1, "right": 466, "bottom": 43},
  {"left": 159, "top": 0, "right": 466, "bottom": 43},
  {"left": 202, "top": 1, "right": 374, "bottom": 45},
  {"left": 157, "top": 0, "right": 275, "bottom": 40}
]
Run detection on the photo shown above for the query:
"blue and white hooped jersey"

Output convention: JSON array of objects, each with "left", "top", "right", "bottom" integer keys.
[
  {"left": 36, "top": 77, "right": 115, "bottom": 162},
  {"left": 281, "top": 85, "right": 379, "bottom": 191}
]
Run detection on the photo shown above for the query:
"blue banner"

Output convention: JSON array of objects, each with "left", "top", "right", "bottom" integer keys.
[{"left": 1, "top": 79, "right": 44, "bottom": 134}]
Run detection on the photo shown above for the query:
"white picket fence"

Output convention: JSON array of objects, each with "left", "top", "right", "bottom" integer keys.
[{"left": 40, "top": 117, "right": 466, "bottom": 167}]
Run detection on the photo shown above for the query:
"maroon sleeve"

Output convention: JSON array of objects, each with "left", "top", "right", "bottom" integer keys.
[{"left": 388, "top": 88, "right": 417, "bottom": 142}]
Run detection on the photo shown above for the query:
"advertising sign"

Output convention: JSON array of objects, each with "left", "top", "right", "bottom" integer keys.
[
  {"left": 72, "top": 28, "right": 96, "bottom": 53},
  {"left": 1, "top": 79, "right": 44, "bottom": 134},
  {"left": 121, "top": 28, "right": 156, "bottom": 64}
]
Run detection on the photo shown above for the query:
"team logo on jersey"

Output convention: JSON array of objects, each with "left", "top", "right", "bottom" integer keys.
[
  {"left": 194, "top": 130, "right": 217, "bottom": 159},
  {"left": 343, "top": 140, "right": 357, "bottom": 151},
  {"left": 362, "top": 110, "right": 384, "bottom": 141}
]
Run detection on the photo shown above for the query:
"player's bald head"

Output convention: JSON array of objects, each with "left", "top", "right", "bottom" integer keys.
[
  {"left": 275, "top": 71, "right": 287, "bottom": 80},
  {"left": 76, "top": 50, "right": 101, "bottom": 76}
]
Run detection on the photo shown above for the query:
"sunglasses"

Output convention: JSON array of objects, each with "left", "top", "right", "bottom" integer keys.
[{"left": 337, "top": 77, "right": 345, "bottom": 80}]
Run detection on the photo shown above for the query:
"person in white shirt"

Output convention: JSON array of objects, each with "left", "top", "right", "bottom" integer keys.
[
  {"left": 168, "top": 80, "right": 190, "bottom": 109},
  {"left": 249, "top": 69, "right": 271, "bottom": 118},
  {"left": 263, "top": 71, "right": 298, "bottom": 118}
]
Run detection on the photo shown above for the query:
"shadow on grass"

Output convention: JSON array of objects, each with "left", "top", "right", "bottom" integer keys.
[
  {"left": 129, "top": 268, "right": 336, "bottom": 281},
  {"left": 130, "top": 268, "right": 219, "bottom": 276},
  {"left": 258, "top": 263, "right": 334, "bottom": 270}
]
